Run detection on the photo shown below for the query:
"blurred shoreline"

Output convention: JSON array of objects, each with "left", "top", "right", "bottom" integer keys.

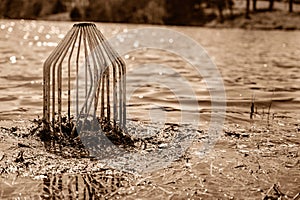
[
  {"left": 37, "top": 10, "right": 300, "bottom": 31},
  {"left": 206, "top": 11, "right": 300, "bottom": 30},
  {"left": 1, "top": 0, "right": 300, "bottom": 30}
]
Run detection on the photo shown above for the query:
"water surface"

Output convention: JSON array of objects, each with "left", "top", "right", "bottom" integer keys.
[
  {"left": 1, "top": 19, "right": 300, "bottom": 199},
  {"left": 0, "top": 19, "right": 299, "bottom": 127}
]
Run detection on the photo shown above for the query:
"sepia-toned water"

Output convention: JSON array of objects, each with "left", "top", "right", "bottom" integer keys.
[
  {"left": 0, "top": 19, "right": 300, "bottom": 199},
  {"left": 0, "top": 19, "right": 299, "bottom": 125}
]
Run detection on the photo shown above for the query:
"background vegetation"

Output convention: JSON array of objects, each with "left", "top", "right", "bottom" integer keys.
[
  {"left": 0, "top": 0, "right": 66, "bottom": 19},
  {"left": 0, "top": 0, "right": 299, "bottom": 27}
]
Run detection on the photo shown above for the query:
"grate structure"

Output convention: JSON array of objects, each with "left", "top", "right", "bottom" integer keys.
[{"left": 43, "top": 23, "right": 126, "bottom": 134}]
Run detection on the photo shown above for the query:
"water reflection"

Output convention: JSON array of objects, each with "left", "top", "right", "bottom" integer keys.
[
  {"left": 42, "top": 172, "right": 133, "bottom": 199},
  {"left": 0, "top": 172, "right": 133, "bottom": 199}
]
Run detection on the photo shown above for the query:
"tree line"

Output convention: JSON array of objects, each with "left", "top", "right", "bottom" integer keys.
[
  {"left": 71, "top": 0, "right": 297, "bottom": 24},
  {"left": 70, "top": 0, "right": 207, "bottom": 25},
  {"left": 0, "top": 0, "right": 298, "bottom": 25},
  {"left": 0, "top": 0, "right": 66, "bottom": 19}
]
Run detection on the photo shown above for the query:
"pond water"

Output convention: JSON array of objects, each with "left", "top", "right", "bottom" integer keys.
[
  {"left": 0, "top": 19, "right": 300, "bottom": 199},
  {"left": 0, "top": 19, "right": 299, "bottom": 126}
]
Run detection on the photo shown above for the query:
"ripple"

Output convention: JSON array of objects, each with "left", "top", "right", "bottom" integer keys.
[
  {"left": 0, "top": 96, "right": 18, "bottom": 101},
  {"left": 1, "top": 75, "right": 41, "bottom": 81},
  {"left": 0, "top": 20, "right": 299, "bottom": 123}
]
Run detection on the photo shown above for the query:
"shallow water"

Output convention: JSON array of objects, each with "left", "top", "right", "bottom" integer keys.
[
  {"left": 0, "top": 19, "right": 300, "bottom": 199},
  {"left": 0, "top": 19, "right": 299, "bottom": 127}
]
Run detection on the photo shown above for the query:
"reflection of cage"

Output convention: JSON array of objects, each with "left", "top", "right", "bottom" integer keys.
[
  {"left": 43, "top": 23, "right": 126, "bottom": 132},
  {"left": 42, "top": 172, "right": 133, "bottom": 199}
]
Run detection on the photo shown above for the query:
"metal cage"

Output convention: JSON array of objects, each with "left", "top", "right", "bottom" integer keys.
[{"left": 43, "top": 23, "right": 126, "bottom": 133}]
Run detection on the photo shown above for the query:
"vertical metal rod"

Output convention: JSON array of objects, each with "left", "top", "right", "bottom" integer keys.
[
  {"left": 101, "top": 77, "right": 105, "bottom": 120},
  {"left": 83, "top": 27, "right": 88, "bottom": 115},
  {"left": 122, "top": 59, "right": 127, "bottom": 128},
  {"left": 106, "top": 68, "right": 110, "bottom": 122},
  {"left": 57, "top": 63, "right": 62, "bottom": 131},
  {"left": 75, "top": 28, "right": 83, "bottom": 119},
  {"left": 67, "top": 28, "right": 80, "bottom": 123},
  {"left": 112, "top": 63, "right": 117, "bottom": 127}
]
